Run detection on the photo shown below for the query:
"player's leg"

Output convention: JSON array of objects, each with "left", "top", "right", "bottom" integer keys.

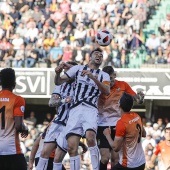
[
  {"left": 67, "top": 135, "right": 81, "bottom": 170},
  {"left": 83, "top": 106, "right": 100, "bottom": 170},
  {"left": 36, "top": 123, "right": 63, "bottom": 170},
  {"left": 64, "top": 106, "right": 83, "bottom": 170},
  {"left": 53, "top": 147, "right": 66, "bottom": 170},
  {"left": 53, "top": 131, "right": 67, "bottom": 170},
  {"left": 97, "top": 126, "right": 111, "bottom": 170},
  {"left": 36, "top": 143, "right": 56, "bottom": 170},
  {"left": 86, "top": 130, "right": 100, "bottom": 170},
  {"left": 111, "top": 150, "right": 119, "bottom": 167}
]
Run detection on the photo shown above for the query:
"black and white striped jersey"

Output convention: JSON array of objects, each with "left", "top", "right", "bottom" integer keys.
[
  {"left": 52, "top": 81, "right": 75, "bottom": 125},
  {"left": 65, "top": 65, "right": 110, "bottom": 108}
]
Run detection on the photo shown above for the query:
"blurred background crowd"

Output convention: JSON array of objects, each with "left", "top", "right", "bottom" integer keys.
[
  {"left": 0, "top": 0, "right": 170, "bottom": 68},
  {"left": 22, "top": 111, "right": 170, "bottom": 170}
]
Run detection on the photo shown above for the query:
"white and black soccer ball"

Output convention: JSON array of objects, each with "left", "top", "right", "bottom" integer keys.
[{"left": 95, "top": 30, "right": 113, "bottom": 46}]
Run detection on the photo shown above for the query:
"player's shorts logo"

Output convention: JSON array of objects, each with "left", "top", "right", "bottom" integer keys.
[{"left": 20, "top": 106, "right": 25, "bottom": 112}]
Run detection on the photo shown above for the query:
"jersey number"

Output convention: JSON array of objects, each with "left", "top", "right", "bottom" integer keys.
[
  {"left": 0, "top": 106, "right": 5, "bottom": 129},
  {"left": 136, "top": 124, "right": 142, "bottom": 143}
]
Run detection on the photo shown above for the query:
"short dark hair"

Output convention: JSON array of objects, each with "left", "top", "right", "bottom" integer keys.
[
  {"left": 0, "top": 68, "right": 16, "bottom": 89},
  {"left": 66, "top": 61, "right": 78, "bottom": 66},
  {"left": 102, "top": 66, "right": 114, "bottom": 75},
  {"left": 90, "top": 48, "right": 103, "bottom": 58},
  {"left": 120, "top": 92, "right": 133, "bottom": 112}
]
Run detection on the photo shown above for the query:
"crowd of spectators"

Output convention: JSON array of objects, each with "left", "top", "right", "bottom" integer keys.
[{"left": 0, "top": 0, "right": 169, "bottom": 68}]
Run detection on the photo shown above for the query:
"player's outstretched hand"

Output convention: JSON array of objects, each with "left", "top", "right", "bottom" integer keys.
[
  {"left": 148, "top": 162, "right": 154, "bottom": 169},
  {"left": 28, "top": 162, "right": 33, "bottom": 170},
  {"left": 103, "top": 127, "right": 111, "bottom": 137},
  {"left": 136, "top": 91, "right": 145, "bottom": 104},
  {"left": 20, "top": 126, "right": 29, "bottom": 138}
]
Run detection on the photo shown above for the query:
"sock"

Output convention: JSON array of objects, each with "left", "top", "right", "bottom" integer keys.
[
  {"left": 70, "top": 155, "right": 80, "bottom": 170},
  {"left": 89, "top": 145, "right": 100, "bottom": 170},
  {"left": 36, "top": 157, "right": 49, "bottom": 170},
  {"left": 53, "top": 162, "right": 62, "bottom": 170},
  {"left": 100, "top": 161, "right": 107, "bottom": 170}
]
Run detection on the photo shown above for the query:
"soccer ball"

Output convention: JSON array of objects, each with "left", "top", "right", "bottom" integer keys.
[{"left": 95, "top": 30, "right": 113, "bottom": 47}]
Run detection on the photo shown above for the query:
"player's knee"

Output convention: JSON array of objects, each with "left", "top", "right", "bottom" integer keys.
[
  {"left": 101, "top": 157, "right": 109, "bottom": 165},
  {"left": 86, "top": 131, "right": 96, "bottom": 146}
]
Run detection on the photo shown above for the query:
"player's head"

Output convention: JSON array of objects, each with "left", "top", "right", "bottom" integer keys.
[
  {"left": 0, "top": 68, "right": 16, "bottom": 90},
  {"left": 165, "top": 123, "right": 170, "bottom": 141},
  {"left": 102, "top": 66, "right": 116, "bottom": 88},
  {"left": 89, "top": 48, "right": 103, "bottom": 66},
  {"left": 119, "top": 92, "right": 133, "bottom": 112}
]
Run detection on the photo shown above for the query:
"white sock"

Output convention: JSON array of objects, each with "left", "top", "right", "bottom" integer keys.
[
  {"left": 89, "top": 145, "right": 100, "bottom": 170},
  {"left": 36, "top": 157, "right": 49, "bottom": 170},
  {"left": 53, "top": 162, "right": 62, "bottom": 170},
  {"left": 70, "top": 155, "right": 80, "bottom": 170}
]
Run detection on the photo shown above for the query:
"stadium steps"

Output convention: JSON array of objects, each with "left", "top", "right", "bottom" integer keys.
[{"left": 144, "top": 0, "right": 170, "bottom": 37}]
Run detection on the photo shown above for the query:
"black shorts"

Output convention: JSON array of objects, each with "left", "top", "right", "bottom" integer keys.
[
  {"left": 112, "top": 163, "right": 145, "bottom": 170},
  {"left": 35, "top": 157, "right": 54, "bottom": 170},
  {"left": 0, "top": 154, "right": 27, "bottom": 170},
  {"left": 97, "top": 126, "right": 116, "bottom": 149}
]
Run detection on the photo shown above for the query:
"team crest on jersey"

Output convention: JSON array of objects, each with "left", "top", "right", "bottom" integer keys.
[{"left": 20, "top": 106, "right": 25, "bottom": 112}]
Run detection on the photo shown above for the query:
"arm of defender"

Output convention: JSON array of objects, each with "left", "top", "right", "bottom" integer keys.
[
  {"left": 49, "top": 94, "right": 61, "bottom": 107},
  {"left": 28, "top": 136, "right": 41, "bottom": 170},
  {"left": 103, "top": 128, "right": 123, "bottom": 152},
  {"left": 14, "top": 116, "right": 28, "bottom": 138},
  {"left": 149, "top": 153, "right": 157, "bottom": 169}
]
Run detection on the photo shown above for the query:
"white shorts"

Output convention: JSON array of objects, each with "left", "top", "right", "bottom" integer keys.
[
  {"left": 65, "top": 103, "right": 98, "bottom": 138},
  {"left": 44, "top": 122, "right": 64, "bottom": 143},
  {"left": 56, "top": 127, "right": 68, "bottom": 153}
]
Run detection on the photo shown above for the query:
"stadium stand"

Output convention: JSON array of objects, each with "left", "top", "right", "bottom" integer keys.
[{"left": 0, "top": 0, "right": 169, "bottom": 69}]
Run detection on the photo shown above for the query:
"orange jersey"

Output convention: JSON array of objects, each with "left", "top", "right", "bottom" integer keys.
[
  {"left": 98, "top": 80, "right": 136, "bottom": 126},
  {"left": 116, "top": 112, "right": 145, "bottom": 168},
  {"left": 154, "top": 141, "right": 170, "bottom": 170},
  {"left": 0, "top": 90, "right": 25, "bottom": 155}
]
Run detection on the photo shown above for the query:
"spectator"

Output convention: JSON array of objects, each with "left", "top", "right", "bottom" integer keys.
[
  {"left": 145, "top": 32, "right": 160, "bottom": 56},
  {"left": 142, "top": 134, "right": 156, "bottom": 152},
  {"left": 72, "top": 45, "right": 85, "bottom": 64},
  {"left": 62, "top": 44, "right": 73, "bottom": 62},
  {"left": 9, "top": 6, "right": 20, "bottom": 27},
  {"left": 60, "top": 0, "right": 70, "bottom": 14},
  {"left": 43, "top": 33, "right": 55, "bottom": 50},
  {"left": 151, "top": 123, "right": 162, "bottom": 143},
  {"left": 15, "top": 0, "right": 27, "bottom": 11},
  {"left": 156, "top": 46, "right": 167, "bottom": 64},
  {"left": 43, "top": 113, "right": 53, "bottom": 124},
  {"left": 115, "top": 31, "right": 127, "bottom": 50},
  {"left": 31, "top": 6, "right": 43, "bottom": 23},
  {"left": 24, "top": 44, "right": 38, "bottom": 68},
  {"left": 2, "top": 46, "right": 15, "bottom": 67},
  {"left": 161, "top": 32, "right": 170, "bottom": 51},
  {"left": 24, "top": 22, "right": 39, "bottom": 45},
  {"left": 26, "top": 111, "right": 37, "bottom": 127},
  {"left": 145, "top": 122, "right": 153, "bottom": 135},
  {"left": 16, "top": 22, "right": 27, "bottom": 38},
  {"left": 34, "top": 0, "right": 46, "bottom": 10},
  {"left": 0, "top": 37, "right": 11, "bottom": 60},
  {"left": 12, "top": 33, "right": 24, "bottom": 51},
  {"left": 14, "top": 44, "right": 25, "bottom": 68},
  {"left": 49, "top": 0, "right": 57, "bottom": 13},
  {"left": 49, "top": 40, "right": 63, "bottom": 66},
  {"left": 159, "top": 14, "right": 170, "bottom": 36},
  {"left": 157, "top": 118, "right": 165, "bottom": 131},
  {"left": 20, "top": 5, "right": 34, "bottom": 23}
]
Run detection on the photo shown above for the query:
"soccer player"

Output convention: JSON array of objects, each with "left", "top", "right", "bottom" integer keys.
[
  {"left": 55, "top": 48, "right": 110, "bottom": 170},
  {"left": 0, "top": 68, "right": 28, "bottom": 170},
  {"left": 103, "top": 92, "right": 146, "bottom": 170},
  {"left": 36, "top": 61, "right": 78, "bottom": 170},
  {"left": 28, "top": 124, "right": 57, "bottom": 170},
  {"left": 97, "top": 66, "right": 145, "bottom": 170},
  {"left": 149, "top": 123, "right": 170, "bottom": 170}
]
